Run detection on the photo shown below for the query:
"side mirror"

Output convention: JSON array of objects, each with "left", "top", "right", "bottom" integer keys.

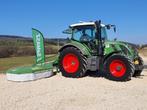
[
  {"left": 106, "top": 24, "right": 111, "bottom": 29},
  {"left": 113, "top": 26, "right": 116, "bottom": 33},
  {"left": 106, "top": 24, "right": 116, "bottom": 33}
]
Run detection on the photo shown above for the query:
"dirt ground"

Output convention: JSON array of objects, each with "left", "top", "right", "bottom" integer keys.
[{"left": 0, "top": 56, "right": 147, "bottom": 110}]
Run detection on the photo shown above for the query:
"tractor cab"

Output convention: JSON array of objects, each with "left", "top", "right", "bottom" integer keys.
[
  {"left": 63, "top": 21, "right": 109, "bottom": 42},
  {"left": 63, "top": 21, "right": 114, "bottom": 54}
]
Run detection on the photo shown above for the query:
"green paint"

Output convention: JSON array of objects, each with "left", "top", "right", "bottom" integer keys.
[
  {"left": 6, "top": 62, "right": 53, "bottom": 74},
  {"left": 32, "top": 28, "right": 45, "bottom": 64},
  {"left": 71, "top": 40, "right": 91, "bottom": 56},
  {"left": 104, "top": 40, "right": 138, "bottom": 60},
  {"left": 60, "top": 40, "right": 91, "bottom": 56}
]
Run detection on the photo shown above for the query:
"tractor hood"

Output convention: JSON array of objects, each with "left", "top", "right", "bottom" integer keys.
[{"left": 104, "top": 40, "right": 139, "bottom": 59}]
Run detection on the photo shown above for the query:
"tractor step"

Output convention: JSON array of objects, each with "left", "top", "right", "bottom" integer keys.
[{"left": 87, "top": 56, "right": 99, "bottom": 71}]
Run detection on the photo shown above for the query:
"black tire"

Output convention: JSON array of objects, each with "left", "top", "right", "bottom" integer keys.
[
  {"left": 59, "top": 47, "right": 87, "bottom": 78},
  {"left": 103, "top": 54, "right": 135, "bottom": 81},
  {"left": 133, "top": 56, "right": 144, "bottom": 77}
]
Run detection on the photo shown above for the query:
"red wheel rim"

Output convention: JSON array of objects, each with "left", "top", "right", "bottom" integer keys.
[
  {"left": 109, "top": 60, "right": 126, "bottom": 77},
  {"left": 62, "top": 53, "right": 79, "bottom": 73}
]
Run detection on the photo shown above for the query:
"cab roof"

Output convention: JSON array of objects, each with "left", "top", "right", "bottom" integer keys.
[
  {"left": 63, "top": 21, "right": 105, "bottom": 34},
  {"left": 70, "top": 21, "right": 105, "bottom": 28}
]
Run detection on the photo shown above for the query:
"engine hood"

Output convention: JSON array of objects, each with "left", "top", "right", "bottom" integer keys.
[{"left": 104, "top": 40, "right": 139, "bottom": 59}]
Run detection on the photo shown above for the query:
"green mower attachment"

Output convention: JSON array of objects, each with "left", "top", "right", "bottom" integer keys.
[
  {"left": 6, "top": 29, "right": 55, "bottom": 82},
  {"left": 6, "top": 63, "right": 53, "bottom": 81}
]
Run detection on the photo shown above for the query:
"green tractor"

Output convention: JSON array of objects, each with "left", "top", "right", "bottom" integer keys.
[{"left": 57, "top": 20, "right": 144, "bottom": 81}]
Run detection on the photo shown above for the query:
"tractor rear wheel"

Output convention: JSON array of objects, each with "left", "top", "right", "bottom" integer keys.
[
  {"left": 104, "top": 54, "right": 135, "bottom": 81},
  {"left": 133, "top": 56, "right": 144, "bottom": 77},
  {"left": 59, "top": 47, "right": 87, "bottom": 78}
]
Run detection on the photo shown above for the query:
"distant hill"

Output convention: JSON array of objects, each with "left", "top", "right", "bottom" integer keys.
[
  {"left": 0, "top": 35, "right": 69, "bottom": 58},
  {"left": 0, "top": 35, "right": 30, "bottom": 39},
  {"left": 0, "top": 35, "right": 68, "bottom": 46}
]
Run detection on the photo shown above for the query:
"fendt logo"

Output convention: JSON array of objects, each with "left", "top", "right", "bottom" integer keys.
[{"left": 36, "top": 33, "right": 42, "bottom": 62}]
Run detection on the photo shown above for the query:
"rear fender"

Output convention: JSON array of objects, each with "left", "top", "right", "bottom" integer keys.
[{"left": 59, "top": 43, "right": 91, "bottom": 56}]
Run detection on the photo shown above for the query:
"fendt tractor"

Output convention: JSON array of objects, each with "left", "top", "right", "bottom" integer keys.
[{"left": 55, "top": 20, "right": 144, "bottom": 81}]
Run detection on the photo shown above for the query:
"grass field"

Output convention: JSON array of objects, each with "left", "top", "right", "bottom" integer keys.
[
  {"left": 139, "top": 48, "right": 147, "bottom": 56},
  {"left": 0, "top": 55, "right": 57, "bottom": 73}
]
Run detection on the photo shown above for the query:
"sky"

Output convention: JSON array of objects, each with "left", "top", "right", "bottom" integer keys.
[{"left": 0, "top": 0, "right": 147, "bottom": 44}]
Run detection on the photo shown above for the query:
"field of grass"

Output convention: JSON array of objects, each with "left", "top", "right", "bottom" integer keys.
[
  {"left": 0, "top": 55, "right": 57, "bottom": 73},
  {"left": 139, "top": 48, "right": 147, "bottom": 56}
]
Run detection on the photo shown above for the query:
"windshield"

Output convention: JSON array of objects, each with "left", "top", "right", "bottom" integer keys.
[
  {"left": 101, "top": 27, "right": 108, "bottom": 40},
  {"left": 72, "top": 26, "right": 95, "bottom": 41}
]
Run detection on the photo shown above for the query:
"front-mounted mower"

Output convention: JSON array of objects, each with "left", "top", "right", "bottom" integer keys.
[{"left": 57, "top": 20, "right": 144, "bottom": 81}]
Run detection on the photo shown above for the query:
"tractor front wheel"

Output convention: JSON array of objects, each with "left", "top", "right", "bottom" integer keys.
[
  {"left": 104, "top": 54, "right": 135, "bottom": 81},
  {"left": 59, "top": 47, "right": 87, "bottom": 78}
]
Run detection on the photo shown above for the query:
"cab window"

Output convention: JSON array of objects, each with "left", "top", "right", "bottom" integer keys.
[{"left": 72, "top": 26, "right": 95, "bottom": 41}]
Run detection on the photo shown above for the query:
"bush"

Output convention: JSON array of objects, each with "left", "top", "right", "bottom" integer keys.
[
  {"left": 0, "top": 46, "right": 19, "bottom": 58},
  {"left": 16, "top": 47, "right": 35, "bottom": 56},
  {"left": 0, "top": 45, "right": 58, "bottom": 58},
  {"left": 0, "top": 47, "right": 10, "bottom": 58},
  {"left": 45, "top": 46, "right": 58, "bottom": 54}
]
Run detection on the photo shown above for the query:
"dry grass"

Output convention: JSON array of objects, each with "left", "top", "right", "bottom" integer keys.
[{"left": 139, "top": 48, "right": 147, "bottom": 56}]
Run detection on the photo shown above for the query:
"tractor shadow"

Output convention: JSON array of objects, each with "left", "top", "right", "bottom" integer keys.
[
  {"left": 131, "top": 64, "right": 147, "bottom": 79},
  {"left": 85, "top": 70, "right": 103, "bottom": 78},
  {"left": 85, "top": 64, "right": 147, "bottom": 79},
  {"left": 141, "top": 64, "right": 147, "bottom": 77}
]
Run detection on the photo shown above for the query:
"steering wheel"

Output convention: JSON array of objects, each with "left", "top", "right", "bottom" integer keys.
[{"left": 80, "top": 34, "right": 91, "bottom": 42}]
